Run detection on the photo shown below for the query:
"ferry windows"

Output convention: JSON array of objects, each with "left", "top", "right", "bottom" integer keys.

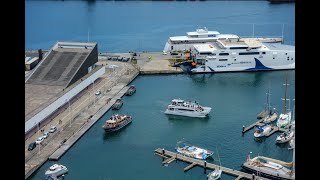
[
  {"left": 169, "top": 108, "right": 174, "bottom": 111},
  {"left": 262, "top": 52, "right": 266, "bottom": 54},
  {"left": 200, "top": 52, "right": 213, "bottom": 55},
  {"left": 208, "top": 35, "right": 216, "bottom": 37},
  {"left": 239, "top": 52, "right": 260, "bottom": 55},
  {"left": 219, "top": 53, "right": 229, "bottom": 56},
  {"left": 291, "top": 58, "right": 294, "bottom": 60},
  {"left": 171, "top": 46, "right": 173, "bottom": 50},
  {"left": 229, "top": 47, "right": 248, "bottom": 49},
  {"left": 219, "top": 59, "right": 228, "bottom": 61}
]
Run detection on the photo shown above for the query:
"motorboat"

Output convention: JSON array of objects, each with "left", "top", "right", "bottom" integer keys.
[
  {"left": 112, "top": 98, "right": 123, "bottom": 110},
  {"left": 253, "top": 124, "right": 272, "bottom": 138},
  {"left": 175, "top": 140, "right": 213, "bottom": 160},
  {"left": 125, "top": 85, "right": 136, "bottom": 96},
  {"left": 241, "top": 155, "right": 294, "bottom": 180},
  {"left": 102, "top": 114, "right": 132, "bottom": 132},
  {"left": 45, "top": 164, "right": 68, "bottom": 178},
  {"left": 276, "top": 130, "right": 294, "bottom": 144},
  {"left": 164, "top": 99, "right": 211, "bottom": 118},
  {"left": 207, "top": 147, "right": 222, "bottom": 180}
]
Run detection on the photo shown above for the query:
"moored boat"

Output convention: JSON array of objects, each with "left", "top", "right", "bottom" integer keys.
[
  {"left": 207, "top": 147, "right": 222, "bottom": 180},
  {"left": 276, "top": 130, "right": 294, "bottom": 144},
  {"left": 276, "top": 74, "right": 292, "bottom": 128},
  {"left": 102, "top": 114, "right": 132, "bottom": 132},
  {"left": 253, "top": 123, "right": 272, "bottom": 138},
  {"left": 164, "top": 98, "right": 211, "bottom": 118},
  {"left": 175, "top": 140, "right": 213, "bottom": 160},
  {"left": 45, "top": 164, "right": 68, "bottom": 178},
  {"left": 125, "top": 85, "right": 136, "bottom": 96},
  {"left": 241, "top": 154, "right": 294, "bottom": 180},
  {"left": 112, "top": 98, "right": 123, "bottom": 110}
]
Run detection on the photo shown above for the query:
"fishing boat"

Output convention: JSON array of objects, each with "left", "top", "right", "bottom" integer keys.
[
  {"left": 241, "top": 154, "right": 294, "bottom": 180},
  {"left": 261, "top": 87, "right": 278, "bottom": 123},
  {"left": 102, "top": 114, "right": 132, "bottom": 132},
  {"left": 164, "top": 98, "right": 211, "bottom": 118},
  {"left": 276, "top": 75, "right": 292, "bottom": 128},
  {"left": 253, "top": 123, "right": 272, "bottom": 138},
  {"left": 112, "top": 98, "right": 123, "bottom": 110},
  {"left": 207, "top": 147, "right": 222, "bottom": 180},
  {"left": 276, "top": 130, "right": 294, "bottom": 144},
  {"left": 175, "top": 140, "right": 213, "bottom": 160},
  {"left": 125, "top": 85, "right": 136, "bottom": 96},
  {"left": 45, "top": 164, "right": 68, "bottom": 178}
]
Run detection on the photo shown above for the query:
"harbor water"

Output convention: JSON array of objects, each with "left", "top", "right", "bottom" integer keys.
[{"left": 26, "top": 1, "right": 295, "bottom": 179}]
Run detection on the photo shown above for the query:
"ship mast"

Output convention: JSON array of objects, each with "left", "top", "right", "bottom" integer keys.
[{"left": 282, "top": 74, "right": 289, "bottom": 114}]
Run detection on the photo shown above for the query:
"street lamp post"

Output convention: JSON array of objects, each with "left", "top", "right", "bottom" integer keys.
[{"left": 93, "top": 81, "right": 95, "bottom": 107}]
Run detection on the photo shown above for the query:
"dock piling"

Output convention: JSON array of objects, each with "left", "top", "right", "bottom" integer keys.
[{"left": 204, "top": 160, "right": 207, "bottom": 174}]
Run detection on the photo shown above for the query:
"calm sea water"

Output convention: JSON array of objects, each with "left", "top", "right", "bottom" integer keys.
[{"left": 26, "top": 1, "right": 295, "bottom": 180}]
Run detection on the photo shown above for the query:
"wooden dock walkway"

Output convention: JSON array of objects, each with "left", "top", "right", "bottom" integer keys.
[
  {"left": 49, "top": 86, "right": 131, "bottom": 160},
  {"left": 154, "top": 148, "right": 269, "bottom": 180},
  {"left": 242, "top": 119, "right": 287, "bottom": 137}
]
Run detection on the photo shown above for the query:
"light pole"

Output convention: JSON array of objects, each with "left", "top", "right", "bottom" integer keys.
[
  {"left": 38, "top": 122, "right": 40, "bottom": 154},
  {"left": 66, "top": 99, "right": 71, "bottom": 127},
  {"left": 92, "top": 81, "right": 95, "bottom": 107}
]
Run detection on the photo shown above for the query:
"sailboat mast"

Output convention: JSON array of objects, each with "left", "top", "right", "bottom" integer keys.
[{"left": 283, "top": 74, "right": 288, "bottom": 114}]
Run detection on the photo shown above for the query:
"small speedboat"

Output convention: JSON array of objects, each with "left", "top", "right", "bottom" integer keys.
[
  {"left": 207, "top": 169, "right": 222, "bottom": 180},
  {"left": 254, "top": 124, "right": 272, "bottom": 138},
  {"left": 276, "top": 130, "right": 294, "bottom": 144},
  {"left": 45, "top": 164, "right": 68, "bottom": 178}
]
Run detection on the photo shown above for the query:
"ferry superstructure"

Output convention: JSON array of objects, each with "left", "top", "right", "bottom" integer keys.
[
  {"left": 163, "top": 27, "right": 282, "bottom": 53},
  {"left": 188, "top": 38, "right": 294, "bottom": 73},
  {"left": 164, "top": 99, "right": 211, "bottom": 118}
]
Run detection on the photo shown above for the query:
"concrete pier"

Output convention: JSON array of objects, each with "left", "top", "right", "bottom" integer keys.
[
  {"left": 154, "top": 148, "right": 269, "bottom": 180},
  {"left": 242, "top": 119, "right": 287, "bottom": 137},
  {"left": 25, "top": 62, "right": 139, "bottom": 179}
]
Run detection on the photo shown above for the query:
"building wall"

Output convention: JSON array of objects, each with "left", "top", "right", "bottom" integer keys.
[
  {"left": 68, "top": 44, "right": 98, "bottom": 87},
  {"left": 25, "top": 67, "right": 105, "bottom": 134}
]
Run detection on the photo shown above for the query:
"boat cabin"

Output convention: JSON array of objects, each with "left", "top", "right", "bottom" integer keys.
[{"left": 49, "top": 164, "right": 59, "bottom": 171}]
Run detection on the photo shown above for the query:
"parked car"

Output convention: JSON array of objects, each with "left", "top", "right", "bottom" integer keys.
[
  {"left": 35, "top": 136, "right": 45, "bottom": 144},
  {"left": 49, "top": 126, "right": 57, "bottom": 133},
  {"left": 95, "top": 90, "right": 101, "bottom": 95},
  {"left": 28, "top": 142, "right": 37, "bottom": 151},
  {"left": 42, "top": 132, "right": 49, "bottom": 139}
]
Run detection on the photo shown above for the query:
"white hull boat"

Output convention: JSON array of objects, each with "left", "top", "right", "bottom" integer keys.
[
  {"left": 164, "top": 99, "right": 211, "bottom": 118},
  {"left": 276, "top": 130, "right": 294, "bottom": 144},
  {"left": 45, "top": 164, "right": 68, "bottom": 178},
  {"left": 254, "top": 124, "right": 272, "bottom": 138}
]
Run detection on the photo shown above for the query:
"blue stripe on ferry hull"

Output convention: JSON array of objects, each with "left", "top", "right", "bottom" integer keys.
[
  {"left": 245, "top": 58, "right": 273, "bottom": 71},
  {"left": 207, "top": 66, "right": 215, "bottom": 72}
]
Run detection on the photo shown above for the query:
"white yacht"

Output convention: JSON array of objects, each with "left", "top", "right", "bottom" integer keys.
[
  {"left": 242, "top": 155, "right": 294, "bottom": 180},
  {"left": 188, "top": 39, "right": 294, "bottom": 73},
  {"left": 45, "top": 164, "right": 68, "bottom": 178},
  {"left": 164, "top": 99, "right": 211, "bottom": 118},
  {"left": 163, "top": 27, "right": 282, "bottom": 52}
]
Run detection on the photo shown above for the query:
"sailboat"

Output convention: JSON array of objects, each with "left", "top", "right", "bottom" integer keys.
[
  {"left": 207, "top": 147, "right": 222, "bottom": 180},
  {"left": 261, "top": 87, "right": 278, "bottom": 123},
  {"left": 276, "top": 74, "right": 292, "bottom": 128}
]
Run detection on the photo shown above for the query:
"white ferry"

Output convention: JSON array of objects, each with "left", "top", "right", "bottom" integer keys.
[
  {"left": 164, "top": 99, "right": 211, "bottom": 118},
  {"left": 188, "top": 39, "right": 294, "bottom": 73},
  {"left": 163, "top": 27, "right": 282, "bottom": 53}
]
